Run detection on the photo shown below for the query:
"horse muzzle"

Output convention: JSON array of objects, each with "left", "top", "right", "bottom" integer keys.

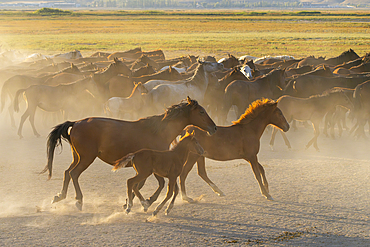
[{"left": 207, "top": 126, "right": 217, "bottom": 136}]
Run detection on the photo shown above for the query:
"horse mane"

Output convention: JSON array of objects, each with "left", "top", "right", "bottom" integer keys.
[
  {"left": 232, "top": 98, "right": 277, "bottom": 125},
  {"left": 142, "top": 98, "right": 199, "bottom": 133}
]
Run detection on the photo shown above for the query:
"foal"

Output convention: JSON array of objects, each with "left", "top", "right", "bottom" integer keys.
[{"left": 112, "top": 131, "right": 204, "bottom": 216}]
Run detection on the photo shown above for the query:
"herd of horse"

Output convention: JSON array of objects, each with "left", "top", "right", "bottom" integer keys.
[{"left": 1, "top": 47, "right": 370, "bottom": 216}]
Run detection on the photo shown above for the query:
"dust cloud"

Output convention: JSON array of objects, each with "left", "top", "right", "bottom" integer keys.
[{"left": 0, "top": 49, "right": 369, "bottom": 246}]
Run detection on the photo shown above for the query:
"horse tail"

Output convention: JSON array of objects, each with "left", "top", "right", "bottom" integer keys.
[
  {"left": 13, "top": 88, "right": 26, "bottom": 112},
  {"left": 112, "top": 153, "right": 135, "bottom": 171},
  {"left": 41, "top": 121, "right": 75, "bottom": 180},
  {"left": 0, "top": 81, "right": 10, "bottom": 112}
]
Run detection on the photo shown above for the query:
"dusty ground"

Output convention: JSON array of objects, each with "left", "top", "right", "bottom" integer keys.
[{"left": 0, "top": 105, "right": 369, "bottom": 246}]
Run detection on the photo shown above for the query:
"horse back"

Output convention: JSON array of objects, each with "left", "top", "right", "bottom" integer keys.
[{"left": 69, "top": 117, "right": 167, "bottom": 164}]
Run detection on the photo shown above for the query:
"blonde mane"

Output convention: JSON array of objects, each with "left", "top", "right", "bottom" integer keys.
[{"left": 232, "top": 98, "right": 277, "bottom": 125}]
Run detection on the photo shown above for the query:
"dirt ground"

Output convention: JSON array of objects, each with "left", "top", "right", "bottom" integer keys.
[{"left": 0, "top": 103, "right": 369, "bottom": 246}]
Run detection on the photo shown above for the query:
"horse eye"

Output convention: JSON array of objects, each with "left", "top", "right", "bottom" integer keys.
[{"left": 200, "top": 110, "right": 205, "bottom": 115}]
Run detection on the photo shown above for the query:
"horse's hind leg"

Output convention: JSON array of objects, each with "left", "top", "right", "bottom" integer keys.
[
  {"left": 52, "top": 147, "right": 79, "bottom": 204},
  {"left": 280, "top": 131, "right": 292, "bottom": 149},
  {"left": 257, "top": 162, "right": 269, "bottom": 193},
  {"left": 69, "top": 153, "right": 96, "bottom": 210},
  {"left": 126, "top": 172, "right": 150, "bottom": 214},
  {"left": 196, "top": 156, "right": 224, "bottom": 197},
  {"left": 8, "top": 104, "right": 16, "bottom": 128}
]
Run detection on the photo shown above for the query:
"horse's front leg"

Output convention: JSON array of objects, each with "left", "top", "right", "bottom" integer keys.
[
  {"left": 196, "top": 156, "right": 225, "bottom": 197},
  {"left": 247, "top": 157, "right": 273, "bottom": 200},
  {"left": 179, "top": 153, "right": 199, "bottom": 203},
  {"left": 152, "top": 178, "right": 175, "bottom": 216},
  {"left": 306, "top": 120, "right": 320, "bottom": 152},
  {"left": 145, "top": 174, "right": 165, "bottom": 208}
]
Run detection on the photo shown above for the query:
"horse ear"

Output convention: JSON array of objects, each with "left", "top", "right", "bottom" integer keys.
[{"left": 187, "top": 96, "right": 192, "bottom": 104}]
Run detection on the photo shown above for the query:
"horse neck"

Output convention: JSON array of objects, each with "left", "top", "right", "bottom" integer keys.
[
  {"left": 241, "top": 110, "right": 272, "bottom": 138},
  {"left": 189, "top": 64, "right": 207, "bottom": 90},
  {"left": 219, "top": 71, "right": 238, "bottom": 89},
  {"left": 93, "top": 65, "right": 117, "bottom": 83},
  {"left": 171, "top": 140, "right": 192, "bottom": 164},
  {"left": 159, "top": 116, "right": 190, "bottom": 145}
]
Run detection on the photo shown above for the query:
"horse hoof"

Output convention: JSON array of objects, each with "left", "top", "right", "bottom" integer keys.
[
  {"left": 217, "top": 191, "right": 225, "bottom": 197},
  {"left": 269, "top": 145, "right": 275, "bottom": 151},
  {"left": 265, "top": 195, "right": 274, "bottom": 201},
  {"left": 125, "top": 208, "right": 131, "bottom": 214},
  {"left": 123, "top": 204, "right": 127, "bottom": 210},
  {"left": 152, "top": 210, "right": 158, "bottom": 217},
  {"left": 75, "top": 201, "right": 83, "bottom": 211},
  {"left": 51, "top": 194, "right": 65, "bottom": 204},
  {"left": 141, "top": 200, "right": 150, "bottom": 212},
  {"left": 182, "top": 196, "right": 195, "bottom": 203}
]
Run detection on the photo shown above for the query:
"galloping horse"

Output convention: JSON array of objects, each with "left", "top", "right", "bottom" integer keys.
[
  {"left": 270, "top": 89, "right": 353, "bottom": 151},
  {"left": 1, "top": 63, "right": 81, "bottom": 127},
  {"left": 44, "top": 97, "right": 217, "bottom": 210},
  {"left": 13, "top": 58, "right": 128, "bottom": 138},
  {"left": 113, "top": 131, "right": 204, "bottom": 216},
  {"left": 178, "top": 99, "right": 289, "bottom": 202}
]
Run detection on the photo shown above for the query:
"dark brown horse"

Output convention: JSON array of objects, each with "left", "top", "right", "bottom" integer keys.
[
  {"left": 221, "top": 68, "right": 286, "bottom": 124},
  {"left": 352, "top": 80, "right": 370, "bottom": 138},
  {"left": 179, "top": 99, "right": 289, "bottom": 202},
  {"left": 270, "top": 88, "right": 353, "bottom": 151},
  {"left": 113, "top": 131, "right": 204, "bottom": 216},
  {"left": 219, "top": 54, "right": 240, "bottom": 69},
  {"left": 203, "top": 67, "right": 248, "bottom": 120},
  {"left": 44, "top": 97, "right": 217, "bottom": 210}
]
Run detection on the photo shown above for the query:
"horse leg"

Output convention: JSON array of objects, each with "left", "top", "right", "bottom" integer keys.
[
  {"left": 8, "top": 104, "right": 16, "bottom": 128},
  {"left": 28, "top": 107, "right": 40, "bottom": 137},
  {"left": 152, "top": 178, "right": 175, "bottom": 216},
  {"left": 197, "top": 156, "right": 225, "bottom": 196},
  {"left": 69, "top": 154, "right": 96, "bottom": 210},
  {"left": 179, "top": 153, "right": 199, "bottom": 202},
  {"left": 269, "top": 127, "right": 278, "bottom": 150},
  {"left": 132, "top": 176, "right": 151, "bottom": 213},
  {"left": 52, "top": 148, "right": 79, "bottom": 204},
  {"left": 247, "top": 157, "right": 273, "bottom": 200},
  {"left": 280, "top": 130, "right": 292, "bottom": 149},
  {"left": 17, "top": 107, "right": 31, "bottom": 139},
  {"left": 257, "top": 162, "right": 269, "bottom": 193},
  {"left": 306, "top": 120, "right": 320, "bottom": 151},
  {"left": 146, "top": 174, "right": 165, "bottom": 208},
  {"left": 165, "top": 181, "right": 179, "bottom": 215}
]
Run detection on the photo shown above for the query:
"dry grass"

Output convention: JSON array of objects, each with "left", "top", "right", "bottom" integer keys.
[{"left": 0, "top": 10, "right": 370, "bottom": 58}]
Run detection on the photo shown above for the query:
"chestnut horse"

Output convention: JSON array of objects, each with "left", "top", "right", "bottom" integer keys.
[
  {"left": 178, "top": 99, "right": 289, "bottom": 202},
  {"left": 43, "top": 97, "right": 217, "bottom": 210},
  {"left": 113, "top": 131, "right": 204, "bottom": 216}
]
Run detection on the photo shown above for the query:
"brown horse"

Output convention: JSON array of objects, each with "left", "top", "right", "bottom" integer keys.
[
  {"left": 221, "top": 68, "right": 286, "bottom": 124},
  {"left": 178, "top": 99, "right": 289, "bottom": 202},
  {"left": 13, "top": 58, "right": 128, "bottom": 138},
  {"left": 1, "top": 63, "right": 81, "bottom": 127},
  {"left": 113, "top": 131, "right": 204, "bottom": 216},
  {"left": 270, "top": 88, "right": 353, "bottom": 151},
  {"left": 44, "top": 97, "right": 217, "bottom": 210},
  {"left": 219, "top": 54, "right": 240, "bottom": 69}
]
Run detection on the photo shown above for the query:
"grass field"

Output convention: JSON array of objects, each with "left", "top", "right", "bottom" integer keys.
[{"left": 1, "top": 9, "right": 370, "bottom": 59}]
